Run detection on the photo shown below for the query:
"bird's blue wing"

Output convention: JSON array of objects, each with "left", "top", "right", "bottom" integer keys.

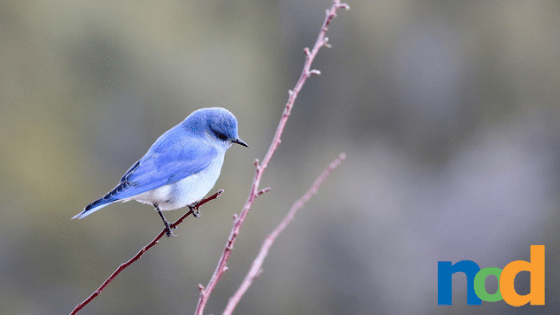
[{"left": 114, "top": 136, "right": 218, "bottom": 200}]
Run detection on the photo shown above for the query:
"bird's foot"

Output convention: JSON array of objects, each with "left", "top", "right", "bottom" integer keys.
[
  {"left": 189, "top": 203, "right": 200, "bottom": 218},
  {"left": 165, "top": 224, "right": 177, "bottom": 237}
]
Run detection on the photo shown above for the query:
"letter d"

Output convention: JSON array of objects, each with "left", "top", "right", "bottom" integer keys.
[{"left": 500, "top": 245, "right": 545, "bottom": 306}]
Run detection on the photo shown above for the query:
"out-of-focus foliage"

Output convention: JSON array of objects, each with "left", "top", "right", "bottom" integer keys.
[{"left": 1, "top": 0, "right": 559, "bottom": 314}]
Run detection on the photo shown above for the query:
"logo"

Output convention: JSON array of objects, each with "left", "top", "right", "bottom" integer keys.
[{"left": 438, "top": 245, "right": 545, "bottom": 306}]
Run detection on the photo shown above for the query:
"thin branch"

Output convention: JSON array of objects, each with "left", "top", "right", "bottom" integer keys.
[
  {"left": 69, "top": 190, "right": 223, "bottom": 315},
  {"left": 195, "top": 1, "right": 349, "bottom": 314},
  {"left": 223, "top": 153, "right": 346, "bottom": 315}
]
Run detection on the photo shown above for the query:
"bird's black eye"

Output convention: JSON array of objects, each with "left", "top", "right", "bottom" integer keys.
[{"left": 216, "top": 133, "right": 228, "bottom": 141}]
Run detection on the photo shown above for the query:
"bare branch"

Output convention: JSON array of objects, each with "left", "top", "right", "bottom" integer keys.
[
  {"left": 194, "top": 1, "right": 349, "bottom": 314},
  {"left": 69, "top": 190, "right": 223, "bottom": 315},
  {"left": 223, "top": 153, "right": 346, "bottom": 315}
]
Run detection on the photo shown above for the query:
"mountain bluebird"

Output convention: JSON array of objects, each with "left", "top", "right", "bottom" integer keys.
[{"left": 73, "top": 107, "right": 248, "bottom": 236}]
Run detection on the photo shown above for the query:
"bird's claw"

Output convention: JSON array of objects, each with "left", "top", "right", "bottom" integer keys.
[
  {"left": 165, "top": 226, "right": 177, "bottom": 237},
  {"left": 190, "top": 203, "right": 200, "bottom": 218}
]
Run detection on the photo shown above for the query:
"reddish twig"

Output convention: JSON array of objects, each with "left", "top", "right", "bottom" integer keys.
[
  {"left": 195, "top": 1, "right": 349, "bottom": 314},
  {"left": 223, "top": 153, "right": 346, "bottom": 314},
  {"left": 69, "top": 190, "right": 223, "bottom": 315}
]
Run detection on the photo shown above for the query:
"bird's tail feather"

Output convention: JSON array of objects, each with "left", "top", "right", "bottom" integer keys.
[
  {"left": 72, "top": 184, "right": 125, "bottom": 219},
  {"left": 72, "top": 197, "right": 115, "bottom": 219}
]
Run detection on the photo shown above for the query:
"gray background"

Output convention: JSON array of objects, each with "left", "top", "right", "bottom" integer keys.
[{"left": 1, "top": 0, "right": 559, "bottom": 314}]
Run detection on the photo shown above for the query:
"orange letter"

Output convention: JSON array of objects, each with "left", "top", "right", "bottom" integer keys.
[{"left": 500, "top": 245, "right": 545, "bottom": 306}]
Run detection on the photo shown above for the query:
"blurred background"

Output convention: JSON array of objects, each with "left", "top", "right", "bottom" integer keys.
[{"left": 1, "top": 0, "right": 559, "bottom": 314}]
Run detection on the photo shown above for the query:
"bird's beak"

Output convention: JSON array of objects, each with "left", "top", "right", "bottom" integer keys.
[{"left": 233, "top": 138, "right": 248, "bottom": 148}]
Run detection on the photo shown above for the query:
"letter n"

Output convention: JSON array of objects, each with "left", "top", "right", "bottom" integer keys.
[{"left": 438, "top": 260, "right": 482, "bottom": 305}]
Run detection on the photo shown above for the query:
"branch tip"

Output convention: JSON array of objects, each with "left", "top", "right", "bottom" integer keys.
[
  {"left": 309, "top": 69, "right": 321, "bottom": 76},
  {"left": 258, "top": 187, "right": 271, "bottom": 196},
  {"left": 339, "top": 3, "right": 350, "bottom": 10},
  {"left": 198, "top": 284, "right": 205, "bottom": 291}
]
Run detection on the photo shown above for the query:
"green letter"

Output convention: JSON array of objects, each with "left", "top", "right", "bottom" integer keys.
[{"left": 474, "top": 267, "right": 503, "bottom": 302}]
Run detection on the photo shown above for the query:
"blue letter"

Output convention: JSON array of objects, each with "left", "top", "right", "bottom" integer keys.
[{"left": 438, "top": 260, "right": 482, "bottom": 305}]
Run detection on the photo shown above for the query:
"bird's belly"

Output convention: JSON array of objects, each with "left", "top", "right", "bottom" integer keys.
[{"left": 132, "top": 156, "right": 224, "bottom": 210}]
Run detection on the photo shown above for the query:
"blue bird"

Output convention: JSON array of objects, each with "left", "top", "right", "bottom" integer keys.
[{"left": 73, "top": 107, "right": 248, "bottom": 236}]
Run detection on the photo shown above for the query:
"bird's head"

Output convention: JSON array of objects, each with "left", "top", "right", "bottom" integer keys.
[{"left": 184, "top": 107, "right": 248, "bottom": 149}]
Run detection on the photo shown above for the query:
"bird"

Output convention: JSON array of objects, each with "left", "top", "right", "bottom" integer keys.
[{"left": 73, "top": 107, "right": 248, "bottom": 236}]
